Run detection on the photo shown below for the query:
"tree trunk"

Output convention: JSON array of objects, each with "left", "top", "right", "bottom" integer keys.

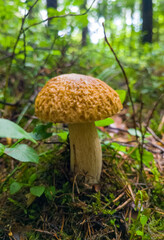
[
  {"left": 81, "top": 0, "right": 88, "bottom": 46},
  {"left": 142, "top": 0, "right": 153, "bottom": 43},
  {"left": 82, "top": 27, "right": 88, "bottom": 46},
  {"left": 46, "top": 0, "right": 58, "bottom": 26}
]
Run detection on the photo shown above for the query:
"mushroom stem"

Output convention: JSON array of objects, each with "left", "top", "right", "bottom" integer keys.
[{"left": 68, "top": 122, "right": 102, "bottom": 184}]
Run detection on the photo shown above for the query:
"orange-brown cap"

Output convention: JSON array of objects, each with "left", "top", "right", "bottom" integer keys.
[{"left": 35, "top": 73, "right": 122, "bottom": 123}]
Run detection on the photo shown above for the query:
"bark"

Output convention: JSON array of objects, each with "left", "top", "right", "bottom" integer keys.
[{"left": 142, "top": 0, "right": 153, "bottom": 43}]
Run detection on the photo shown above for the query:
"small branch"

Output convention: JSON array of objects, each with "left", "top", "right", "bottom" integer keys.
[
  {"left": 34, "top": 229, "right": 59, "bottom": 239},
  {"left": 138, "top": 96, "right": 145, "bottom": 173},
  {"left": 102, "top": 23, "right": 137, "bottom": 136},
  {"left": 145, "top": 93, "right": 164, "bottom": 130},
  {"left": 147, "top": 127, "right": 164, "bottom": 146},
  {"left": 44, "top": 141, "right": 64, "bottom": 145},
  {"left": 113, "top": 192, "right": 125, "bottom": 203},
  {"left": 3, "top": 0, "right": 39, "bottom": 102},
  {"left": 115, "top": 198, "right": 132, "bottom": 211},
  {"left": 146, "top": 142, "right": 164, "bottom": 153},
  {"left": 0, "top": 164, "right": 24, "bottom": 193},
  {"left": 43, "top": 35, "right": 60, "bottom": 66},
  {"left": 23, "top": 31, "right": 27, "bottom": 66},
  {"left": 16, "top": 89, "right": 38, "bottom": 124},
  {"left": 0, "top": 100, "right": 19, "bottom": 106},
  {"left": 0, "top": 51, "right": 25, "bottom": 62},
  {"left": 107, "top": 126, "right": 128, "bottom": 133},
  {"left": 23, "top": 0, "right": 96, "bottom": 33},
  {"left": 143, "top": 145, "right": 162, "bottom": 154}
]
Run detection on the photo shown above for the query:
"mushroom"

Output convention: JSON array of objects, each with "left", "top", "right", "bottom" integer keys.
[{"left": 35, "top": 73, "right": 122, "bottom": 184}]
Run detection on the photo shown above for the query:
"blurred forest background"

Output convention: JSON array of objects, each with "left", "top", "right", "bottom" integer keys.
[
  {"left": 0, "top": 0, "right": 164, "bottom": 112},
  {"left": 0, "top": 0, "right": 164, "bottom": 239}
]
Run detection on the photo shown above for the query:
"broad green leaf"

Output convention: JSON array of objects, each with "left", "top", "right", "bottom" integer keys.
[
  {"left": 140, "top": 215, "right": 148, "bottom": 226},
  {"left": 30, "top": 123, "right": 52, "bottom": 140},
  {"left": 136, "top": 230, "right": 143, "bottom": 236},
  {"left": 116, "top": 90, "right": 126, "bottom": 104},
  {"left": 5, "top": 144, "right": 39, "bottom": 163},
  {"left": 0, "top": 119, "right": 36, "bottom": 143},
  {"left": 10, "top": 182, "right": 23, "bottom": 195},
  {"left": 0, "top": 143, "right": 5, "bottom": 156},
  {"left": 95, "top": 118, "right": 114, "bottom": 127},
  {"left": 30, "top": 186, "right": 45, "bottom": 197}
]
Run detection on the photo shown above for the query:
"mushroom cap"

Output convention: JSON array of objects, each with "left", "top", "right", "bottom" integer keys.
[{"left": 35, "top": 73, "right": 123, "bottom": 123}]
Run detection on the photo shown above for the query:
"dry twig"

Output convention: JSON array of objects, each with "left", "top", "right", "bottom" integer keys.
[{"left": 102, "top": 23, "right": 137, "bottom": 135}]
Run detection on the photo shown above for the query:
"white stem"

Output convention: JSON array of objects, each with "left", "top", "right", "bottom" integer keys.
[{"left": 68, "top": 122, "right": 102, "bottom": 184}]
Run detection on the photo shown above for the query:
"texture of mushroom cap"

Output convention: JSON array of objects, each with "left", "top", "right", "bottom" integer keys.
[{"left": 35, "top": 73, "right": 123, "bottom": 123}]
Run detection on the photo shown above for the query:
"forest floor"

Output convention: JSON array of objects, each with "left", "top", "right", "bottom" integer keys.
[{"left": 0, "top": 108, "right": 164, "bottom": 240}]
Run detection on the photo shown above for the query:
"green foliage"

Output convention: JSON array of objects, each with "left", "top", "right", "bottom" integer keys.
[
  {"left": 95, "top": 118, "right": 114, "bottom": 127},
  {"left": 31, "top": 123, "right": 53, "bottom": 140},
  {"left": 130, "top": 148, "right": 154, "bottom": 168},
  {"left": 10, "top": 181, "right": 23, "bottom": 195},
  {"left": 129, "top": 190, "right": 151, "bottom": 240},
  {"left": 128, "top": 129, "right": 151, "bottom": 138},
  {"left": 54, "top": 131, "right": 69, "bottom": 142},
  {"left": 30, "top": 186, "right": 45, "bottom": 197},
  {"left": 4, "top": 144, "right": 39, "bottom": 163},
  {"left": 0, "top": 143, "right": 5, "bottom": 156},
  {"left": 0, "top": 119, "right": 36, "bottom": 143},
  {"left": 0, "top": 119, "right": 39, "bottom": 163},
  {"left": 116, "top": 90, "right": 126, "bottom": 104},
  {"left": 44, "top": 186, "right": 56, "bottom": 201}
]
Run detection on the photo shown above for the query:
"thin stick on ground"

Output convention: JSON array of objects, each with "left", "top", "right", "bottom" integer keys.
[{"left": 147, "top": 127, "right": 164, "bottom": 145}]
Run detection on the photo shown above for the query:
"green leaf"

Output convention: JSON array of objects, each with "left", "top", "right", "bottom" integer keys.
[
  {"left": 128, "top": 128, "right": 142, "bottom": 138},
  {"left": 10, "top": 182, "right": 23, "bottom": 195},
  {"left": 0, "top": 119, "right": 36, "bottom": 143},
  {"left": 140, "top": 215, "right": 148, "bottom": 226},
  {"left": 116, "top": 90, "right": 126, "bottom": 104},
  {"left": 30, "top": 186, "right": 45, "bottom": 197},
  {"left": 95, "top": 118, "right": 114, "bottom": 127},
  {"left": 28, "top": 173, "right": 37, "bottom": 185},
  {"left": 136, "top": 230, "right": 143, "bottom": 236},
  {"left": 0, "top": 143, "right": 5, "bottom": 156},
  {"left": 52, "top": 50, "right": 61, "bottom": 56},
  {"left": 136, "top": 149, "right": 154, "bottom": 167},
  {"left": 45, "top": 186, "right": 56, "bottom": 200},
  {"left": 57, "top": 131, "right": 68, "bottom": 141},
  {"left": 30, "top": 123, "right": 52, "bottom": 140},
  {"left": 110, "top": 142, "right": 127, "bottom": 153},
  {"left": 5, "top": 144, "right": 39, "bottom": 163}
]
